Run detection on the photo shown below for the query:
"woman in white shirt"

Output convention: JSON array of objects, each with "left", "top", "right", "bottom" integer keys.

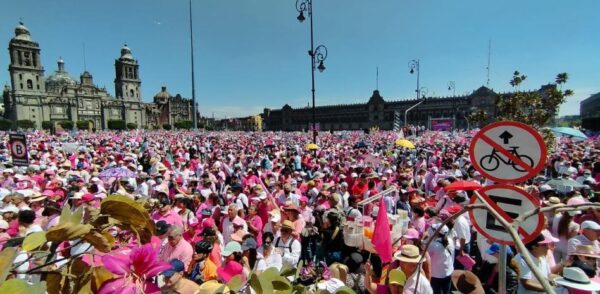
[{"left": 426, "top": 224, "right": 455, "bottom": 294}]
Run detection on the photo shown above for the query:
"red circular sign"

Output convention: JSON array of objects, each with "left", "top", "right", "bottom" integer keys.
[
  {"left": 469, "top": 121, "right": 546, "bottom": 184},
  {"left": 469, "top": 185, "right": 544, "bottom": 246}
]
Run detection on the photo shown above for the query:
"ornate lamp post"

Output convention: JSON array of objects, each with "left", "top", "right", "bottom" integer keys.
[{"left": 296, "top": 0, "right": 328, "bottom": 144}]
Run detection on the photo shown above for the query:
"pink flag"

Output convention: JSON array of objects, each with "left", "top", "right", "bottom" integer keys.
[{"left": 372, "top": 197, "right": 393, "bottom": 263}]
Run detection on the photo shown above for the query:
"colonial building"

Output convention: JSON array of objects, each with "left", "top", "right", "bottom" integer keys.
[
  {"left": 2, "top": 22, "right": 193, "bottom": 130},
  {"left": 262, "top": 87, "right": 500, "bottom": 131},
  {"left": 147, "top": 86, "right": 193, "bottom": 127},
  {"left": 580, "top": 92, "right": 600, "bottom": 130}
]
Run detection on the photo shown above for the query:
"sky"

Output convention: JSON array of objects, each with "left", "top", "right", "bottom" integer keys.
[{"left": 0, "top": 0, "right": 598, "bottom": 118}]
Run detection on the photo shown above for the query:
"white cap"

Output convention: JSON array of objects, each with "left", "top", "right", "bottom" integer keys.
[
  {"left": 0, "top": 205, "right": 18, "bottom": 214},
  {"left": 581, "top": 220, "right": 600, "bottom": 231},
  {"left": 539, "top": 184, "right": 554, "bottom": 193},
  {"left": 351, "top": 173, "right": 358, "bottom": 178},
  {"left": 0, "top": 219, "right": 8, "bottom": 230},
  {"left": 257, "top": 192, "right": 268, "bottom": 200}
]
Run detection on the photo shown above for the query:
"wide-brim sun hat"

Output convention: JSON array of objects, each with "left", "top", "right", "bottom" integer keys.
[
  {"left": 451, "top": 270, "right": 485, "bottom": 294},
  {"left": 393, "top": 244, "right": 421, "bottom": 263},
  {"left": 555, "top": 267, "right": 600, "bottom": 291}
]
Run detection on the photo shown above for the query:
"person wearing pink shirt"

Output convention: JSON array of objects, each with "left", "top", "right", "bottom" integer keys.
[
  {"left": 158, "top": 225, "right": 194, "bottom": 271},
  {"left": 246, "top": 204, "right": 263, "bottom": 247},
  {"left": 282, "top": 204, "right": 305, "bottom": 240},
  {"left": 152, "top": 198, "right": 184, "bottom": 228}
]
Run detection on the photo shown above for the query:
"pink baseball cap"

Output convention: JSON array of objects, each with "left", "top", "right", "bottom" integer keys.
[
  {"left": 202, "top": 218, "right": 215, "bottom": 229},
  {"left": 403, "top": 228, "right": 420, "bottom": 240},
  {"left": 217, "top": 261, "right": 243, "bottom": 283},
  {"left": 42, "top": 190, "right": 55, "bottom": 197},
  {"left": 232, "top": 218, "right": 246, "bottom": 227},
  {"left": 539, "top": 230, "right": 559, "bottom": 244},
  {"left": 300, "top": 196, "right": 309, "bottom": 203}
]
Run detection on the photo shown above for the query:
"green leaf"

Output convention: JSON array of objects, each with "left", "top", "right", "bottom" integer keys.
[
  {"left": 0, "top": 278, "right": 32, "bottom": 293},
  {"left": 335, "top": 286, "right": 357, "bottom": 294},
  {"left": 22, "top": 231, "right": 47, "bottom": 252},
  {"left": 294, "top": 259, "right": 304, "bottom": 280},
  {"left": 250, "top": 273, "right": 263, "bottom": 294},
  {"left": 0, "top": 248, "right": 18, "bottom": 283},
  {"left": 226, "top": 274, "right": 243, "bottom": 292},
  {"left": 271, "top": 275, "right": 291, "bottom": 291},
  {"left": 293, "top": 285, "right": 307, "bottom": 294},
  {"left": 279, "top": 265, "right": 296, "bottom": 277}
]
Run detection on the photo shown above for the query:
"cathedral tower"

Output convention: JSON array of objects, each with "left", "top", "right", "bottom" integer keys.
[
  {"left": 114, "top": 44, "right": 141, "bottom": 100},
  {"left": 8, "top": 22, "right": 45, "bottom": 95}
]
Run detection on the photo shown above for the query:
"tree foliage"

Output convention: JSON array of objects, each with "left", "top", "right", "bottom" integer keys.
[
  {"left": 496, "top": 71, "right": 573, "bottom": 128},
  {"left": 76, "top": 120, "right": 91, "bottom": 130},
  {"left": 174, "top": 120, "right": 193, "bottom": 130},
  {"left": 57, "top": 120, "right": 74, "bottom": 131},
  {"left": 41, "top": 121, "right": 53, "bottom": 130},
  {"left": 16, "top": 119, "right": 35, "bottom": 129},
  {"left": 0, "top": 119, "right": 11, "bottom": 131},
  {"left": 162, "top": 124, "right": 172, "bottom": 130},
  {"left": 467, "top": 109, "right": 488, "bottom": 128},
  {"left": 107, "top": 120, "right": 126, "bottom": 130},
  {"left": 126, "top": 123, "right": 137, "bottom": 130}
]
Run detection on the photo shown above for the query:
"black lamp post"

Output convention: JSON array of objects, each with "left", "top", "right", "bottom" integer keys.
[
  {"left": 408, "top": 59, "right": 421, "bottom": 100},
  {"left": 448, "top": 81, "right": 455, "bottom": 96},
  {"left": 296, "top": 0, "right": 327, "bottom": 144}
]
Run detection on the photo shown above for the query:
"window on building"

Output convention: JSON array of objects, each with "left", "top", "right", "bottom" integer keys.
[
  {"left": 20, "top": 83, "right": 23, "bottom": 89},
  {"left": 19, "top": 74, "right": 22, "bottom": 80},
  {"left": 130, "top": 89, "right": 134, "bottom": 97},
  {"left": 37, "top": 85, "right": 39, "bottom": 90},
  {"left": 27, "top": 80, "right": 33, "bottom": 89},
  {"left": 36, "top": 75, "right": 39, "bottom": 82}
]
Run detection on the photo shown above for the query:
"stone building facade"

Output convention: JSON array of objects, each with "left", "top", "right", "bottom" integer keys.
[
  {"left": 580, "top": 92, "right": 600, "bottom": 131},
  {"left": 2, "top": 22, "right": 193, "bottom": 130},
  {"left": 262, "top": 87, "right": 499, "bottom": 131},
  {"left": 147, "top": 86, "right": 193, "bottom": 127}
]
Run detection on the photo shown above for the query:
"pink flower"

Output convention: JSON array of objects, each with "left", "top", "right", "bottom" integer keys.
[{"left": 99, "top": 243, "right": 171, "bottom": 294}]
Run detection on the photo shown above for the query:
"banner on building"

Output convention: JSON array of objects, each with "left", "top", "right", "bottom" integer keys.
[
  {"left": 393, "top": 111, "right": 402, "bottom": 131},
  {"left": 430, "top": 118, "right": 453, "bottom": 131}
]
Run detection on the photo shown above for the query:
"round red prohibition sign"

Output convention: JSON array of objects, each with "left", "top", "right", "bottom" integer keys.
[
  {"left": 469, "top": 185, "right": 544, "bottom": 246},
  {"left": 469, "top": 121, "right": 547, "bottom": 184},
  {"left": 11, "top": 140, "right": 26, "bottom": 158}
]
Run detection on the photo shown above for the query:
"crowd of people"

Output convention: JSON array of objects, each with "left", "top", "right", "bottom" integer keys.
[{"left": 0, "top": 128, "right": 599, "bottom": 294}]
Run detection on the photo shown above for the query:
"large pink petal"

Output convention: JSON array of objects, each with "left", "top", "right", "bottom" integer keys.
[
  {"left": 131, "top": 244, "right": 157, "bottom": 276},
  {"left": 101, "top": 254, "right": 131, "bottom": 276},
  {"left": 144, "top": 261, "right": 172, "bottom": 279},
  {"left": 143, "top": 280, "right": 162, "bottom": 294},
  {"left": 149, "top": 236, "right": 162, "bottom": 250},
  {"left": 97, "top": 278, "right": 137, "bottom": 294}
]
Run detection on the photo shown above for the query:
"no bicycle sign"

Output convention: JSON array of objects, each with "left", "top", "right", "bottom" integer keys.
[{"left": 469, "top": 121, "right": 546, "bottom": 184}]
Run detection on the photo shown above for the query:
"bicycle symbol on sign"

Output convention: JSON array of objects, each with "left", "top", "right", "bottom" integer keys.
[{"left": 479, "top": 146, "right": 534, "bottom": 172}]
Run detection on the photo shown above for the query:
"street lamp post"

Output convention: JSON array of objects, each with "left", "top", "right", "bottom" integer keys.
[
  {"left": 189, "top": 0, "right": 198, "bottom": 130},
  {"left": 296, "top": 0, "right": 327, "bottom": 144},
  {"left": 409, "top": 60, "right": 421, "bottom": 100},
  {"left": 448, "top": 81, "right": 455, "bottom": 96}
]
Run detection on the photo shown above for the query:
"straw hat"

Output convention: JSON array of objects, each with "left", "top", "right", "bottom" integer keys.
[
  {"left": 451, "top": 270, "right": 484, "bottom": 294},
  {"left": 281, "top": 220, "right": 294, "bottom": 231},
  {"left": 195, "top": 280, "right": 230, "bottom": 294},
  {"left": 393, "top": 244, "right": 421, "bottom": 263},
  {"left": 573, "top": 245, "right": 600, "bottom": 258}
]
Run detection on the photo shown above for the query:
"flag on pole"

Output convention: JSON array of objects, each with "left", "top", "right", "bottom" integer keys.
[
  {"left": 372, "top": 196, "right": 393, "bottom": 263},
  {"left": 139, "top": 137, "right": 148, "bottom": 153},
  {"left": 163, "top": 150, "right": 174, "bottom": 168}
]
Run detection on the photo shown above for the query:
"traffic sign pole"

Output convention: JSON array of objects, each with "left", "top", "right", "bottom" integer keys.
[
  {"left": 499, "top": 245, "right": 507, "bottom": 294},
  {"left": 473, "top": 190, "right": 555, "bottom": 294}
]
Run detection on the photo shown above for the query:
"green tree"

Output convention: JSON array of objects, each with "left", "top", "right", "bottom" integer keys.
[
  {"left": 107, "top": 120, "right": 126, "bottom": 130},
  {"left": 496, "top": 71, "right": 573, "bottom": 152},
  {"left": 17, "top": 119, "right": 35, "bottom": 129},
  {"left": 41, "top": 121, "right": 53, "bottom": 130},
  {"left": 58, "top": 120, "right": 74, "bottom": 130},
  {"left": 126, "top": 123, "right": 137, "bottom": 130},
  {"left": 467, "top": 109, "right": 488, "bottom": 128},
  {"left": 76, "top": 120, "right": 91, "bottom": 130},
  {"left": 162, "top": 124, "right": 172, "bottom": 130},
  {"left": 0, "top": 118, "right": 12, "bottom": 131},
  {"left": 173, "top": 120, "right": 193, "bottom": 129},
  {"left": 496, "top": 71, "right": 573, "bottom": 128}
]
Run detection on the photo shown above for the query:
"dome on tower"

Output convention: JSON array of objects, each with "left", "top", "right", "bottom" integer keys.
[
  {"left": 120, "top": 44, "right": 134, "bottom": 60},
  {"left": 13, "top": 22, "right": 32, "bottom": 42},
  {"left": 154, "top": 86, "right": 171, "bottom": 104},
  {"left": 46, "top": 58, "right": 77, "bottom": 92}
]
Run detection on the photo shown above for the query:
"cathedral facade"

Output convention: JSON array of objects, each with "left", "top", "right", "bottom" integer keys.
[{"left": 2, "top": 22, "right": 193, "bottom": 130}]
